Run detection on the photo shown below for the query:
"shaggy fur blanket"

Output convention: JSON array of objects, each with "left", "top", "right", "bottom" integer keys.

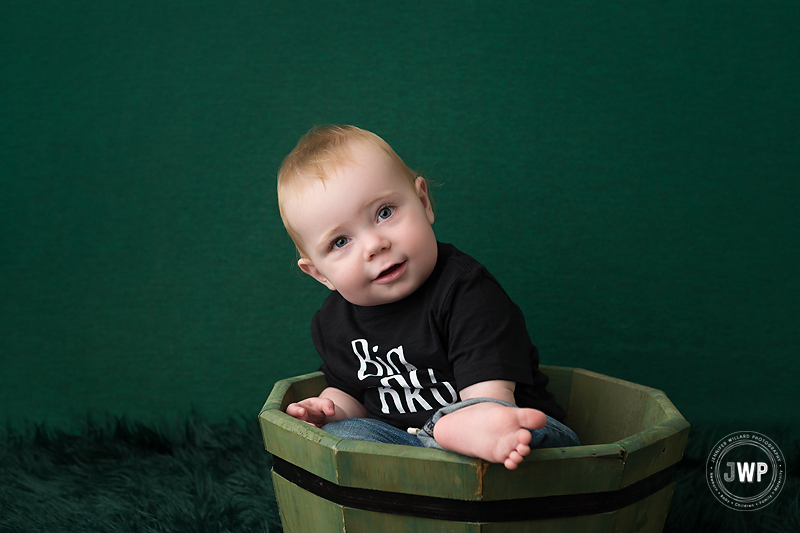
[{"left": 1, "top": 417, "right": 796, "bottom": 532}]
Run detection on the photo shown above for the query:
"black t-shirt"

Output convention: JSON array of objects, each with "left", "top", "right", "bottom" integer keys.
[{"left": 311, "top": 242, "right": 566, "bottom": 429}]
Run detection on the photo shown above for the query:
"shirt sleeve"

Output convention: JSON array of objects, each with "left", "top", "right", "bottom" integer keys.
[{"left": 441, "top": 269, "right": 537, "bottom": 392}]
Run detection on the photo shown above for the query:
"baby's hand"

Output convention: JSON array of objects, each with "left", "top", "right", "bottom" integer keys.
[{"left": 286, "top": 397, "right": 336, "bottom": 428}]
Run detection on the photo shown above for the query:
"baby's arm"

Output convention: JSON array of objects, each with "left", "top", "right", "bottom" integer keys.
[
  {"left": 459, "top": 379, "right": 516, "bottom": 404},
  {"left": 286, "top": 387, "right": 367, "bottom": 428}
]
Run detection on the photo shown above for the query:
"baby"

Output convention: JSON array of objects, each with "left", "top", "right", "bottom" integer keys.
[{"left": 278, "top": 125, "right": 579, "bottom": 470}]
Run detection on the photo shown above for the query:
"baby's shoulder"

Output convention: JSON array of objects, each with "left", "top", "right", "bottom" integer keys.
[
  {"left": 436, "top": 242, "right": 486, "bottom": 278},
  {"left": 435, "top": 243, "right": 498, "bottom": 287},
  {"left": 428, "top": 243, "right": 509, "bottom": 310}
]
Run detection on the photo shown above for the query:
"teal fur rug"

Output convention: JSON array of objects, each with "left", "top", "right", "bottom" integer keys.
[
  {"left": 1, "top": 417, "right": 797, "bottom": 532},
  {"left": 0, "top": 416, "right": 282, "bottom": 532}
]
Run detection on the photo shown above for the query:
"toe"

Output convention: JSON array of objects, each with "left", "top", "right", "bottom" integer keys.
[
  {"left": 517, "top": 427, "right": 532, "bottom": 447},
  {"left": 521, "top": 409, "right": 547, "bottom": 430},
  {"left": 516, "top": 442, "right": 531, "bottom": 457}
]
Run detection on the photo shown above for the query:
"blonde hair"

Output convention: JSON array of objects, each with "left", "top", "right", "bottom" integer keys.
[{"left": 277, "top": 125, "right": 419, "bottom": 256}]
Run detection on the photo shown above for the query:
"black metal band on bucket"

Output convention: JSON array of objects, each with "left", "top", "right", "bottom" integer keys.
[{"left": 272, "top": 456, "right": 676, "bottom": 522}]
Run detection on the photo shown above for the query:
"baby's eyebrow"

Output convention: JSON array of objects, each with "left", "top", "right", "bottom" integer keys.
[
  {"left": 362, "top": 191, "right": 394, "bottom": 209},
  {"left": 318, "top": 224, "right": 344, "bottom": 249}
]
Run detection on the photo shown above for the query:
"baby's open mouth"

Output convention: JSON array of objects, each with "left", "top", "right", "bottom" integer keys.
[{"left": 375, "top": 262, "right": 406, "bottom": 281}]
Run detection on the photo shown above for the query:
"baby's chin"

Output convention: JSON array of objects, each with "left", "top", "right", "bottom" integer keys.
[
  {"left": 341, "top": 281, "right": 425, "bottom": 307},
  {"left": 342, "top": 293, "right": 411, "bottom": 307}
]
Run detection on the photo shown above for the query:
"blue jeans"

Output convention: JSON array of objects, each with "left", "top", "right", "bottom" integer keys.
[{"left": 321, "top": 398, "right": 580, "bottom": 451}]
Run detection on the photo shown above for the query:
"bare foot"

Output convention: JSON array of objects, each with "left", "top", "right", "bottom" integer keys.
[{"left": 432, "top": 402, "right": 547, "bottom": 470}]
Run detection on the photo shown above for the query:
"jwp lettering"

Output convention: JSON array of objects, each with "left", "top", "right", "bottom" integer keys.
[{"left": 723, "top": 462, "right": 769, "bottom": 483}]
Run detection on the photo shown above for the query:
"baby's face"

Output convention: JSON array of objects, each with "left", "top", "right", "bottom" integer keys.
[{"left": 283, "top": 142, "right": 437, "bottom": 306}]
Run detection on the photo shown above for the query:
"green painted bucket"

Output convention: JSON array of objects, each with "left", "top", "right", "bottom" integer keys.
[{"left": 259, "top": 366, "right": 690, "bottom": 532}]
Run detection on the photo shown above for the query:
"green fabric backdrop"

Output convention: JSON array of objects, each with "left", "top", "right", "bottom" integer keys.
[{"left": 2, "top": 1, "right": 798, "bottom": 432}]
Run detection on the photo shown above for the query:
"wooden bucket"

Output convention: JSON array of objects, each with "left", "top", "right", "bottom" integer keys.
[{"left": 259, "top": 366, "right": 690, "bottom": 532}]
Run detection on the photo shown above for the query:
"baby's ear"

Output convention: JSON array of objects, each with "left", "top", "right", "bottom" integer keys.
[
  {"left": 415, "top": 176, "right": 435, "bottom": 225},
  {"left": 298, "top": 258, "right": 336, "bottom": 291}
]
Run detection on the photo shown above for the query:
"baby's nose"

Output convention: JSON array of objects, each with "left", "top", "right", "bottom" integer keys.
[{"left": 363, "top": 232, "right": 391, "bottom": 260}]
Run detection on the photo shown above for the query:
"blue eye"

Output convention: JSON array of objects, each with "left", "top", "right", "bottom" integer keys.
[
  {"left": 331, "top": 237, "right": 349, "bottom": 250},
  {"left": 378, "top": 206, "right": 394, "bottom": 220}
]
